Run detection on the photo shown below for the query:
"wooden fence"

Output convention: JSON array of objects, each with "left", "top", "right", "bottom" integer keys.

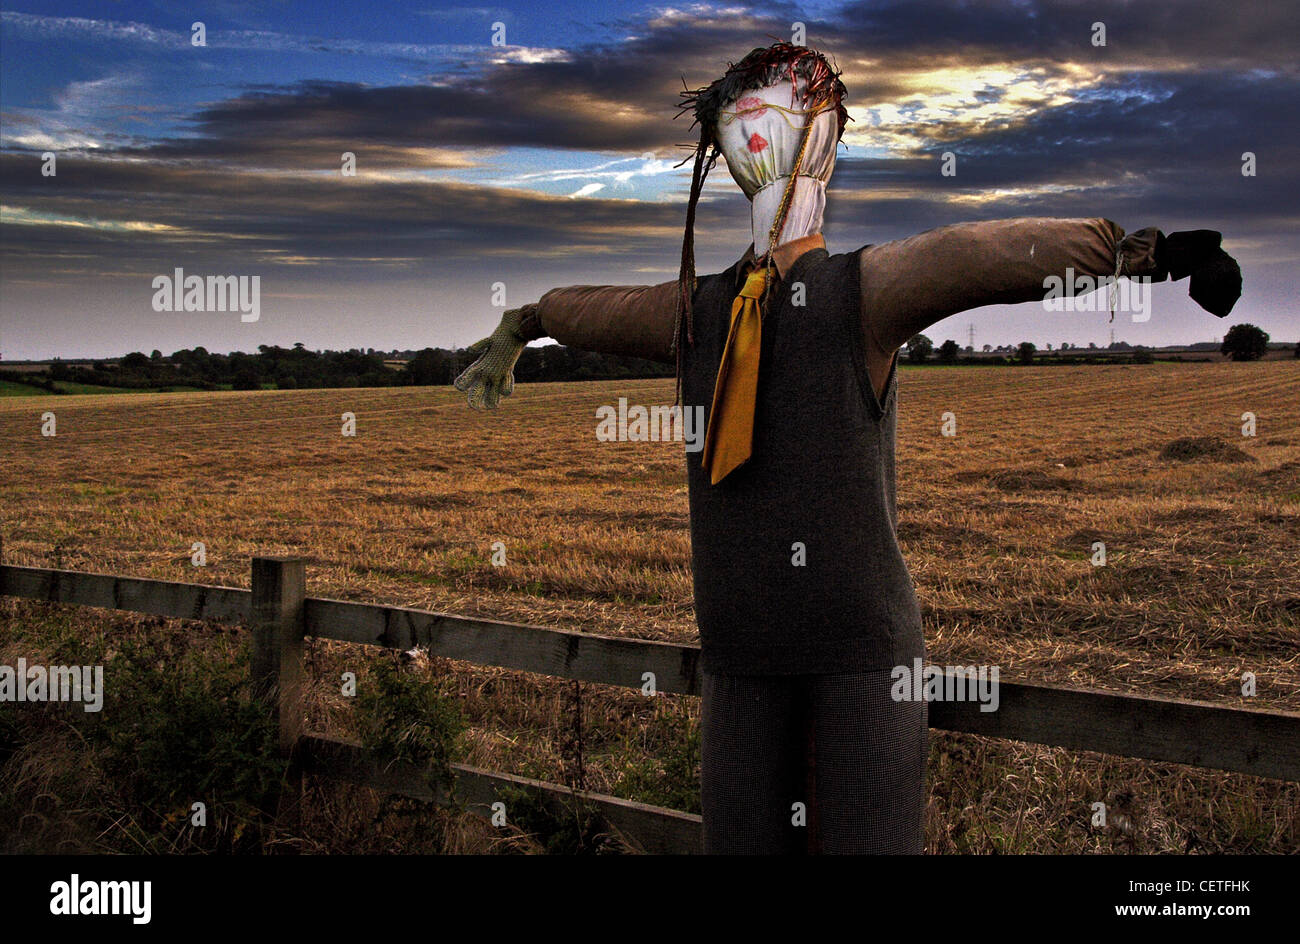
[{"left": 2, "top": 556, "right": 1298, "bottom": 854}]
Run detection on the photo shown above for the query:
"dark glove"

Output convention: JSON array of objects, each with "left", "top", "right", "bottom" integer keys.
[{"left": 1155, "top": 230, "right": 1242, "bottom": 317}]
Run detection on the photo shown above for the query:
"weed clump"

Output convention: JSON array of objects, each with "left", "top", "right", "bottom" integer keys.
[
  {"left": 1, "top": 614, "right": 284, "bottom": 853},
  {"left": 354, "top": 653, "right": 467, "bottom": 792}
]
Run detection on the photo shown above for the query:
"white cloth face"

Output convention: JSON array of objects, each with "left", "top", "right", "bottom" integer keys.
[{"left": 714, "top": 78, "right": 838, "bottom": 254}]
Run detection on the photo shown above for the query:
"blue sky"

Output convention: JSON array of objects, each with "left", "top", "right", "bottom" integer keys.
[{"left": 1, "top": 0, "right": 1296, "bottom": 359}]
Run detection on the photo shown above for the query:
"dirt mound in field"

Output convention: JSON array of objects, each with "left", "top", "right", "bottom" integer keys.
[
  {"left": 955, "top": 467, "right": 1076, "bottom": 492},
  {"left": 896, "top": 520, "right": 995, "bottom": 545},
  {"left": 1158, "top": 437, "right": 1255, "bottom": 463}
]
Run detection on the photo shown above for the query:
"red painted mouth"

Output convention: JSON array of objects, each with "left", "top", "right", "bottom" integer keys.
[
  {"left": 747, "top": 132, "right": 769, "bottom": 153},
  {"left": 735, "top": 96, "right": 767, "bottom": 118}
]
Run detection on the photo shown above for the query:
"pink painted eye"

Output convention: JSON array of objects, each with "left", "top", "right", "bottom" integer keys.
[
  {"left": 747, "top": 133, "right": 769, "bottom": 153},
  {"left": 735, "top": 96, "right": 767, "bottom": 118}
]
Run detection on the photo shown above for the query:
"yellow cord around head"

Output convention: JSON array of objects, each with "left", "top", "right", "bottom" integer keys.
[
  {"left": 763, "top": 108, "right": 817, "bottom": 265},
  {"left": 718, "top": 99, "right": 833, "bottom": 130}
]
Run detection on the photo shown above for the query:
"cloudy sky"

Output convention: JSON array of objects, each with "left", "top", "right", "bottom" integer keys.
[{"left": 1, "top": 0, "right": 1295, "bottom": 359}]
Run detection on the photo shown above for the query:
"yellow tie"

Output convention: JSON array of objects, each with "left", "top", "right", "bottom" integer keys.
[{"left": 702, "top": 266, "right": 768, "bottom": 484}]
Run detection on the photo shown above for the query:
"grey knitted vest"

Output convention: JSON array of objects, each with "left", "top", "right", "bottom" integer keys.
[{"left": 682, "top": 246, "right": 926, "bottom": 675}]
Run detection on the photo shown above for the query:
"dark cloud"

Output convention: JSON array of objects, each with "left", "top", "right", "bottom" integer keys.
[
  {"left": 828, "top": 69, "right": 1299, "bottom": 234},
  {"left": 823, "top": 0, "right": 1300, "bottom": 69},
  {"left": 106, "top": 1, "right": 1297, "bottom": 163},
  {"left": 2, "top": 0, "right": 1296, "bottom": 358},
  {"left": 0, "top": 150, "right": 711, "bottom": 279}
]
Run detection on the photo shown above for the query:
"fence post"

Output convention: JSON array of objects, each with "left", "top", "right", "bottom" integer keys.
[{"left": 251, "top": 555, "right": 306, "bottom": 834}]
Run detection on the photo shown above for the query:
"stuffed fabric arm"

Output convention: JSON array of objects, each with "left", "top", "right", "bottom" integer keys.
[
  {"left": 856, "top": 217, "right": 1239, "bottom": 355},
  {"left": 533, "top": 280, "right": 679, "bottom": 364}
]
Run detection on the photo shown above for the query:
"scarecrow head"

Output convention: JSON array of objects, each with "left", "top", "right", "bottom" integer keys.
[{"left": 675, "top": 43, "right": 849, "bottom": 349}]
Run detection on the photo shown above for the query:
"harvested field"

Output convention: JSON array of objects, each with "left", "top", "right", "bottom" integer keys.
[{"left": 2, "top": 360, "right": 1298, "bottom": 853}]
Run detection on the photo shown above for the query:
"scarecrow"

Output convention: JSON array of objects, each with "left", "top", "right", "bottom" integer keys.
[{"left": 453, "top": 42, "right": 1241, "bottom": 854}]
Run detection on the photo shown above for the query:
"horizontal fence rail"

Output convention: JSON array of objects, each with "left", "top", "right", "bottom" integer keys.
[
  {"left": 2, "top": 563, "right": 251, "bottom": 623},
  {"left": 4, "top": 558, "right": 1299, "bottom": 853},
  {"left": 304, "top": 597, "right": 703, "bottom": 695},
  {"left": 3, "top": 562, "right": 1296, "bottom": 781},
  {"left": 300, "top": 735, "right": 702, "bottom": 855}
]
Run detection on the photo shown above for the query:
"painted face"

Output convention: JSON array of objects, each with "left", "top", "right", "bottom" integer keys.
[
  {"left": 714, "top": 79, "right": 839, "bottom": 200},
  {"left": 713, "top": 78, "right": 839, "bottom": 253}
]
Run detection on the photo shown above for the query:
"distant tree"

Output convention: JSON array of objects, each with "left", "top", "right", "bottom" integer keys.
[
  {"left": 1132, "top": 348, "right": 1154, "bottom": 364},
  {"left": 1221, "top": 323, "right": 1269, "bottom": 361},
  {"left": 906, "top": 333, "right": 933, "bottom": 363},
  {"left": 150, "top": 349, "right": 163, "bottom": 361},
  {"left": 1294, "top": 342, "right": 1300, "bottom": 358},
  {"left": 407, "top": 347, "right": 454, "bottom": 386},
  {"left": 121, "top": 351, "right": 150, "bottom": 371},
  {"left": 232, "top": 369, "right": 261, "bottom": 390},
  {"left": 982, "top": 344, "right": 992, "bottom": 353},
  {"left": 1016, "top": 341, "right": 1036, "bottom": 365},
  {"left": 937, "top": 339, "right": 961, "bottom": 364},
  {"left": 1088, "top": 342, "right": 1098, "bottom": 350}
]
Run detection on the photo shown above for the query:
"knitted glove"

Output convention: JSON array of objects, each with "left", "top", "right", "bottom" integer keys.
[
  {"left": 1155, "top": 230, "right": 1242, "bottom": 317},
  {"left": 454, "top": 305, "right": 537, "bottom": 410}
]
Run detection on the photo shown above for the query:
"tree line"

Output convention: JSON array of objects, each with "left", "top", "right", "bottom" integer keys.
[
  {"left": 905, "top": 323, "right": 1282, "bottom": 365},
  {"left": 3, "top": 324, "right": 1286, "bottom": 394},
  {"left": 2, "top": 342, "right": 674, "bottom": 393}
]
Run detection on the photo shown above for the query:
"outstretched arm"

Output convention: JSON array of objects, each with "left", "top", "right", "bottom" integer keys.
[
  {"left": 453, "top": 280, "right": 678, "bottom": 410},
  {"left": 533, "top": 281, "right": 678, "bottom": 362},
  {"left": 858, "top": 218, "right": 1240, "bottom": 355}
]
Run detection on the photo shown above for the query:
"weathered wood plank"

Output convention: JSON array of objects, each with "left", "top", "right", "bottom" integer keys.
[
  {"left": 304, "top": 597, "right": 703, "bottom": 695},
  {"left": 250, "top": 557, "right": 307, "bottom": 832},
  {"left": 4, "top": 563, "right": 1298, "bottom": 782},
  {"left": 928, "top": 679, "right": 1300, "bottom": 782},
  {"left": 303, "top": 595, "right": 1300, "bottom": 780},
  {"left": 300, "top": 734, "right": 702, "bottom": 854},
  {"left": 251, "top": 557, "right": 306, "bottom": 755},
  {"left": 0, "top": 564, "right": 250, "bottom": 623}
]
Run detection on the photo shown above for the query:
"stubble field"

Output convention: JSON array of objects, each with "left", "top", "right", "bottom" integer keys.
[{"left": 2, "top": 360, "right": 1298, "bottom": 853}]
